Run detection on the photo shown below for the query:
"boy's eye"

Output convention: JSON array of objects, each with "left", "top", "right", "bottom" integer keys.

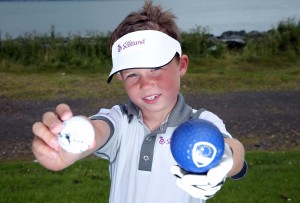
[
  {"left": 126, "top": 73, "right": 137, "bottom": 78},
  {"left": 151, "top": 67, "right": 161, "bottom": 71}
]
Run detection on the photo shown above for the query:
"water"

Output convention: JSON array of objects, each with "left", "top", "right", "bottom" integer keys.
[
  {"left": 0, "top": 0, "right": 299, "bottom": 38},
  {"left": 157, "top": 0, "right": 300, "bottom": 35},
  {"left": 0, "top": 1, "right": 144, "bottom": 38}
]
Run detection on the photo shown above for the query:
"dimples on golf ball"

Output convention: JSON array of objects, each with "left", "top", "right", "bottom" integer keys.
[
  {"left": 171, "top": 119, "right": 224, "bottom": 173},
  {"left": 58, "top": 116, "right": 94, "bottom": 153}
]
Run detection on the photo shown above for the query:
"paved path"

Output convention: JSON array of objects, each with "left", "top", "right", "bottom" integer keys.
[{"left": 1, "top": 91, "right": 299, "bottom": 161}]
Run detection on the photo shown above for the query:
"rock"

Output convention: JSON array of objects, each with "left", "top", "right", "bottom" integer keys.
[
  {"left": 220, "top": 30, "right": 246, "bottom": 39},
  {"left": 220, "top": 38, "right": 246, "bottom": 49}
]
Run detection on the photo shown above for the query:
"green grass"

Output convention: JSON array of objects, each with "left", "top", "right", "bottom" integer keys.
[
  {"left": 0, "top": 157, "right": 110, "bottom": 203},
  {"left": 1, "top": 59, "right": 299, "bottom": 100},
  {"left": 0, "top": 151, "right": 299, "bottom": 203},
  {"left": 0, "top": 72, "right": 127, "bottom": 100},
  {"left": 210, "top": 150, "right": 300, "bottom": 203}
]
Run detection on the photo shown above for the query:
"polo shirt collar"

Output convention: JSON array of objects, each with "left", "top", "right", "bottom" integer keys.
[
  {"left": 167, "top": 93, "right": 193, "bottom": 126},
  {"left": 127, "top": 93, "right": 193, "bottom": 127}
]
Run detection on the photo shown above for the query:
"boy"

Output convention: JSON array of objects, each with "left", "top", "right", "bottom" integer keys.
[{"left": 32, "top": 1, "right": 247, "bottom": 203}]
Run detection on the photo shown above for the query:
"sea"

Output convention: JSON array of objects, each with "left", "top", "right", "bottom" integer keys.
[{"left": 0, "top": 0, "right": 300, "bottom": 39}]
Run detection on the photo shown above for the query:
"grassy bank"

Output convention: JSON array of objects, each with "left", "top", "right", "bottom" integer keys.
[
  {"left": 1, "top": 19, "right": 299, "bottom": 100},
  {"left": 0, "top": 150, "right": 299, "bottom": 203},
  {"left": 1, "top": 60, "right": 299, "bottom": 100},
  {"left": 0, "top": 19, "right": 299, "bottom": 74}
]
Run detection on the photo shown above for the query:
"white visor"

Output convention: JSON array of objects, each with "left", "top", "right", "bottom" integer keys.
[{"left": 108, "top": 30, "right": 182, "bottom": 83}]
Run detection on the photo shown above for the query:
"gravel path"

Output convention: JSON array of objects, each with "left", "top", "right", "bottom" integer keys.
[{"left": 0, "top": 91, "right": 299, "bottom": 161}]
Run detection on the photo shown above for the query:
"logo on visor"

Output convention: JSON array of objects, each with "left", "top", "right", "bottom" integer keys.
[
  {"left": 118, "top": 39, "right": 146, "bottom": 52},
  {"left": 117, "top": 44, "right": 122, "bottom": 52}
]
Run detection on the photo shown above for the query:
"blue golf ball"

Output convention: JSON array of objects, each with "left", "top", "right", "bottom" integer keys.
[{"left": 171, "top": 119, "right": 225, "bottom": 173}]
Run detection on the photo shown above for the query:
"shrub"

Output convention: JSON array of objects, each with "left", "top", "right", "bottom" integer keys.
[{"left": 0, "top": 19, "right": 299, "bottom": 73}]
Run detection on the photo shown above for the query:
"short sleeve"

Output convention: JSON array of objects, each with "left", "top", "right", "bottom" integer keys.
[
  {"left": 90, "top": 105, "right": 125, "bottom": 162},
  {"left": 198, "top": 110, "right": 232, "bottom": 138}
]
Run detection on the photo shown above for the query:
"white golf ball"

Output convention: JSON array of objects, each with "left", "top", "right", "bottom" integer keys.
[{"left": 58, "top": 116, "right": 95, "bottom": 153}]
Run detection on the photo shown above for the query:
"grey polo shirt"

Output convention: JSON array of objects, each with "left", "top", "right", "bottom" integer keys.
[{"left": 91, "top": 94, "right": 232, "bottom": 203}]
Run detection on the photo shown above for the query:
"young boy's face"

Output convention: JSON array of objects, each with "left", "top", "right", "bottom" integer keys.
[{"left": 118, "top": 55, "right": 188, "bottom": 117}]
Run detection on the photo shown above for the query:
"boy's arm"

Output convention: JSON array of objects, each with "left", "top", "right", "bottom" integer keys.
[
  {"left": 204, "top": 137, "right": 246, "bottom": 185},
  {"left": 224, "top": 137, "right": 246, "bottom": 177},
  {"left": 32, "top": 103, "right": 111, "bottom": 171}
]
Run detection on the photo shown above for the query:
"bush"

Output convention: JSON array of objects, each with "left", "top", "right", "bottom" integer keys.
[
  {"left": 241, "top": 18, "right": 300, "bottom": 64},
  {"left": 0, "top": 29, "right": 111, "bottom": 73},
  {"left": 0, "top": 19, "right": 299, "bottom": 73}
]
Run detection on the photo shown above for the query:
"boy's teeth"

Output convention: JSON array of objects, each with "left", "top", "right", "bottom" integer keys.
[{"left": 146, "top": 95, "right": 157, "bottom": 100}]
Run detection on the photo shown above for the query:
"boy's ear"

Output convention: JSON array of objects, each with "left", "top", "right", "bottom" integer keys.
[
  {"left": 116, "top": 73, "right": 123, "bottom": 81},
  {"left": 179, "top": 55, "right": 189, "bottom": 76}
]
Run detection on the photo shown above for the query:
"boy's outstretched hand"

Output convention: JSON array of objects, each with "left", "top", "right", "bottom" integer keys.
[
  {"left": 170, "top": 143, "right": 233, "bottom": 200},
  {"left": 32, "top": 104, "right": 89, "bottom": 171}
]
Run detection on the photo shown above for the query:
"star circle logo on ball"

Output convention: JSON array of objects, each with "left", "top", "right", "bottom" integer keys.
[{"left": 192, "top": 141, "right": 217, "bottom": 168}]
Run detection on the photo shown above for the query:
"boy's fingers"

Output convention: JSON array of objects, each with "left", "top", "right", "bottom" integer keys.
[
  {"left": 32, "top": 136, "right": 58, "bottom": 160},
  {"left": 170, "top": 165, "right": 185, "bottom": 178},
  {"left": 42, "top": 112, "right": 63, "bottom": 134},
  {"left": 32, "top": 122, "right": 59, "bottom": 151},
  {"left": 181, "top": 174, "right": 209, "bottom": 186},
  {"left": 56, "top": 103, "right": 73, "bottom": 121}
]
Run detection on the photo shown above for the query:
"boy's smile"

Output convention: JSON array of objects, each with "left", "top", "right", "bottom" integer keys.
[
  {"left": 143, "top": 94, "right": 161, "bottom": 104},
  {"left": 118, "top": 55, "right": 188, "bottom": 130}
]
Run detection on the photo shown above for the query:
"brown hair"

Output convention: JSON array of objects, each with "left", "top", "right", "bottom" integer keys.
[{"left": 109, "top": 0, "right": 180, "bottom": 49}]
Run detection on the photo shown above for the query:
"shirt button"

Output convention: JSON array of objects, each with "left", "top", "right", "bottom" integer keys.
[
  {"left": 143, "top": 155, "right": 149, "bottom": 161},
  {"left": 146, "top": 136, "right": 152, "bottom": 142}
]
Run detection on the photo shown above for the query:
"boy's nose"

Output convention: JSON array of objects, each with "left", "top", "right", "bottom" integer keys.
[{"left": 139, "top": 76, "right": 155, "bottom": 90}]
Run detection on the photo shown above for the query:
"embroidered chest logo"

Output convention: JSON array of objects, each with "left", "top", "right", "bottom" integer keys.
[{"left": 159, "top": 136, "right": 171, "bottom": 145}]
